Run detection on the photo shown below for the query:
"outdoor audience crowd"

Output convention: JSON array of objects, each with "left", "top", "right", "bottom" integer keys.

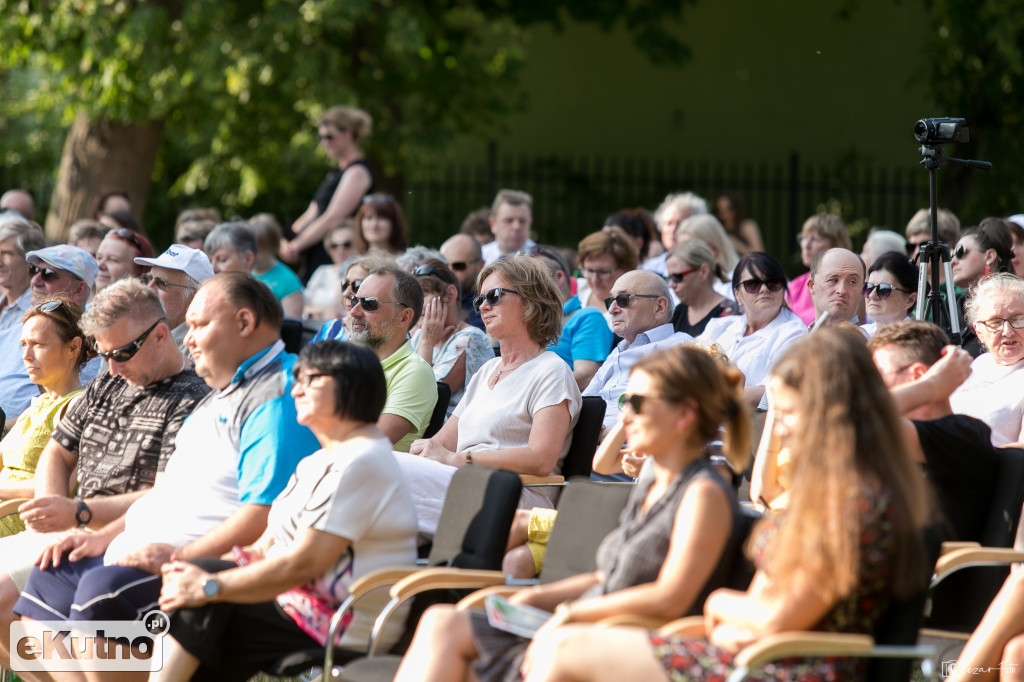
[{"left": 0, "top": 103, "right": 1023, "bottom": 682}]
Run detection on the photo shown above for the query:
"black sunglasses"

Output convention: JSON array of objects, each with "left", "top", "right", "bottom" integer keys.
[
  {"left": 109, "top": 227, "right": 146, "bottom": 254},
  {"left": 412, "top": 264, "right": 443, "bottom": 278},
  {"left": 738, "top": 277, "right": 785, "bottom": 294},
  {"left": 340, "top": 278, "right": 363, "bottom": 294},
  {"left": 349, "top": 296, "right": 409, "bottom": 313},
  {"left": 327, "top": 240, "right": 353, "bottom": 250},
  {"left": 863, "top": 282, "right": 911, "bottom": 300},
  {"left": 603, "top": 293, "right": 659, "bottom": 309},
  {"left": 618, "top": 392, "right": 663, "bottom": 414},
  {"left": 954, "top": 245, "right": 971, "bottom": 260},
  {"left": 29, "top": 264, "right": 66, "bottom": 283},
  {"left": 318, "top": 133, "right": 335, "bottom": 142},
  {"left": 31, "top": 300, "right": 74, "bottom": 325},
  {"left": 93, "top": 317, "right": 165, "bottom": 362},
  {"left": 473, "top": 287, "right": 521, "bottom": 311},
  {"left": 140, "top": 273, "right": 193, "bottom": 291},
  {"left": 668, "top": 268, "right": 697, "bottom": 284}
]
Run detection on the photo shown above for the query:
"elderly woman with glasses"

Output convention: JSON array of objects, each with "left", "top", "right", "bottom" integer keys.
[
  {"left": 575, "top": 226, "right": 638, "bottom": 321},
  {"left": 0, "top": 298, "right": 91, "bottom": 533},
  {"left": 93, "top": 228, "right": 154, "bottom": 292},
  {"left": 950, "top": 273, "right": 1024, "bottom": 446},
  {"left": 400, "top": 255, "right": 581, "bottom": 532},
  {"left": 411, "top": 259, "right": 494, "bottom": 416},
  {"left": 861, "top": 251, "right": 918, "bottom": 336},
  {"left": 154, "top": 341, "right": 418, "bottom": 681},
  {"left": 281, "top": 106, "right": 375, "bottom": 273},
  {"left": 696, "top": 252, "right": 807, "bottom": 407}
]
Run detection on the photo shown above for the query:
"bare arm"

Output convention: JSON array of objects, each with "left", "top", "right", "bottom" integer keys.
[
  {"left": 890, "top": 345, "right": 971, "bottom": 414},
  {"left": 280, "top": 291, "right": 304, "bottom": 319},
  {"left": 749, "top": 406, "right": 783, "bottom": 508},
  {"left": 378, "top": 414, "right": 415, "bottom": 446},
  {"left": 571, "top": 359, "right": 601, "bottom": 391},
  {"left": 287, "top": 166, "right": 371, "bottom": 252},
  {"left": 591, "top": 420, "right": 627, "bottom": 476}
]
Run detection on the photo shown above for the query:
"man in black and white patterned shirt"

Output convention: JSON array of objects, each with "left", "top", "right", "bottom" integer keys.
[{"left": 0, "top": 278, "right": 209, "bottom": 666}]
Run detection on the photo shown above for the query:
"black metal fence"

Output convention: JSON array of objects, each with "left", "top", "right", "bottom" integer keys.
[{"left": 403, "top": 147, "right": 930, "bottom": 266}]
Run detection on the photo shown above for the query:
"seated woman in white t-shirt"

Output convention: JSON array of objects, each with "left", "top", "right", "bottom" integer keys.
[
  {"left": 155, "top": 341, "right": 418, "bottom": 680},
  {"left": 398, "top": 255, "right": 582, "bottom": 533}
]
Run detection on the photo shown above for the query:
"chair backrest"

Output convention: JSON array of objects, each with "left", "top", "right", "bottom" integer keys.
[
  {"left": 427, "top": 465, "right": 522, "bottom": 570},
  {"left": 983, "top": 447, "right": 1024, "bottom": 546},
  {"left": 538, "top": 481, "right": 633, "bottom": 584},
  {"left": 423, "top": 382, "right": 451, "bottom": 439},
  {"left": 869, "top": 525, "right": 943, "bottom": 681},
  {"left": 560, "top": 396, "right": 607, "bottom": 480}
]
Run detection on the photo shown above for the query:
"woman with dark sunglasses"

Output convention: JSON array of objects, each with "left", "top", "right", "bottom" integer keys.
[
  {"left": 0, "top": 298, "right": 92, "bottom": 534},
  {"left": 666, "top": 240, "right": 738, "bottom": 337},
  {"left": 281, "top": 106, "right": 374, "bottom": 275},
  {"left": 861, "top": 251, "right": 918, "bottom": 337},
  {"left": 400, "top": 255, "right": 580, "bottom": 529},
  {"left": 696, "top": 252, "right": 806, "bottom": 407}
]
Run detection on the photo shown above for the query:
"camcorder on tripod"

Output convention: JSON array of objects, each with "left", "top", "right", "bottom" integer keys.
[{"left": 912, "top": 117, "right": 991, "bottom": 345}]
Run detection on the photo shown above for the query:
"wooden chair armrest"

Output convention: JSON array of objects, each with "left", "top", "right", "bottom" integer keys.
[
  {"left": 940, "top": 541, "right": 980, "bottom": 554},
  {"left": 0, "top": 498, "right": 29, "bottom": 519},
  {"left": 347, "top": 566, "right": 420, "bottom": 597},
  {"left": 389, "top": 567, "right": 506, "bottom": 601},
  {"left": 934, "top": 547, "right": 1024, "bottom": 578},
  {"left": 918, "top": 628, "right": 971, "bottom": 642},
  {"left": 520, "top": 474, "right": 565, "bottom": 486},
  {"left": 657, "top": 616, "right": 706, "bottom": 637},
  {"left": 456, "top": 584, "right": 525, "bottom": 610},
  {"left": 734, "top": 632, "right": 875, "bottom": 668},
  {"left": 598, "top": 615, "right": 672, "bottom": 629}
]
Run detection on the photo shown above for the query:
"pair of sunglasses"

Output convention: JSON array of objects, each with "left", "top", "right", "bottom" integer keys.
[
  {"left": 618, "top": 392, "right": 664, "bottom": 414},
  {"left": 603, "top": 293, "right": 658, "bottom": 309},
  {"left": 327, "top": 240, "right": 353, "bottom": 250},
  {"left": 93, "top": 317, "right": 165, "bottom": 362},
  {"left": 668, "top": 268, "right": 697, "bottom": 284},
  {"left": 340, "top": 278, "right": 362, "bottom": 294},
  {"left": 31, "top": 299, "right": 75, "bottom": 326},
  {"left": 448, "top": 260, "right": 475, "bottom": 272},
  {"left": 140, "top": 273, "right": 193, "bottom": 291},
  {"left": 863, "top": 282, "right": 911, "bottom": 300},
  {"left": 29, "top": 264, "right": 64, "bottom": 283},
  {"left": 738, "top": 277, "right": 785, "bottom": 294},
  {"left": 348, "top": 296, "right": 409, "bottom": 313},
  {"left": 473, "top": 287, "right": 521, "bottom": 311},
  {"left": 362, "top": 193, "right": 394, "bottom": 204},
  {"left": 954, "top": 245, "right": 971, "bottom": 260}
]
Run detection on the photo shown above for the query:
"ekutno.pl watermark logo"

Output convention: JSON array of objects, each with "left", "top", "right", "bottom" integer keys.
[{"left": 10, "top": 610, "right": 169, "bottom": 672}]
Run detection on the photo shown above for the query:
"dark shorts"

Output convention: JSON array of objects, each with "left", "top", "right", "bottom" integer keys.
[{"left": 15, "top": 558, "right": 161, "bottom": 622}]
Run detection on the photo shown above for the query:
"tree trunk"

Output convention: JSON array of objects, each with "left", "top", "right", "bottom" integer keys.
[{"left": 44, "top": 111, "right": 164, "bottom": 242}]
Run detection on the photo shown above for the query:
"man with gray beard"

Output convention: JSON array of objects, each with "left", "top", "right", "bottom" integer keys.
[{"left": 347, "top": 266, "right": 436, "bottom": 452}]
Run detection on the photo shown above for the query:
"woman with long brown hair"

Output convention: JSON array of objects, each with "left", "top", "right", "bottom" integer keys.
[{"left": 523, "top": 326, "right": 933, "bottom": 682}]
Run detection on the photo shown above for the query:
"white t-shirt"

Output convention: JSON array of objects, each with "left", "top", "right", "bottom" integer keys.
[
  {"left": 266, "top": 435, "right": 418, "bottom": 651},
  {"left": 697, "top": 307, "right": 808, "bottom": 389},
  {"left": 950, "top": 354, "right": 1024, "bottom": 446}
]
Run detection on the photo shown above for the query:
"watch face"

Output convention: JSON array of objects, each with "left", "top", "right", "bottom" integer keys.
[
  {"left": 202, "top": 578, "right": 220, "bottom": 598},
  {"left": 76, "top": 502, "right": 92, "bottom": 526}
]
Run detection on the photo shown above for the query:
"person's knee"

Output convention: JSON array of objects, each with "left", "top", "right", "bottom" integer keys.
[
  {"left": 502, "top": 545, "right": 537, "bottom": 579},
  {"left": 507, "top": 509, "right": 532, "bottom": 548},
  {"left": 1002, "top": 635, "right": 1024, "bottom": 680}
]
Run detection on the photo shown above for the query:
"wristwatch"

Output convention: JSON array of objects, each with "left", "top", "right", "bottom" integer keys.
[
  {"left": 202, "top": 577, "right": 221, "bottom": 600},
  {"left": 75, "top": 501, "right": 92, "bottom": 528}
]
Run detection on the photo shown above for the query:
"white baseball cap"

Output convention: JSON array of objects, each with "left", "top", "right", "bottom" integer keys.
[{"left": 135, "top": 244, "right": 215, "bottom": 283}]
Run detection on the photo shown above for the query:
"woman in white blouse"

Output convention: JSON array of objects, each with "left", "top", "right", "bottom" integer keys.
[
  {"left": 401, "top": 256, "right": 582, "bottom": 529},
  {"left": 697, "top": 252, "right": 807, "bottom": 407}
]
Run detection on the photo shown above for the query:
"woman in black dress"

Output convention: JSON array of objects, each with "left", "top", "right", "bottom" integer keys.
[{"left": 281, "top": 106, "right": 374, "bottom": 276}]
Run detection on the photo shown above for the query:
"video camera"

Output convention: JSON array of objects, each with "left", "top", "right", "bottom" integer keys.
[{"left": 914, "top": 117, "right": 968, "bottom": 145}]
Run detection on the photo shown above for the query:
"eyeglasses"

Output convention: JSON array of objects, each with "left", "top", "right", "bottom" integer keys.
[
  {"left": 140, "top": 273, "right": 193, "bottom": 291},
  {"left": 29, "top": 265, "right": 66, "bottom": 283},
  {"left": 954, "top": 245, "right": 971, "bottom": 260},
  {"left": 473, "top": 287, "right": 521, "bottom": 311},
  {"left": 349, "top": 296, "right": 409, "bottom": 313},
  {"left": 618, "top": 393, "right": 663, "bottom": 414},
  {"left": 293, "top": 371, "right": 332, "bottom": 389},
  {"left": 340, "top": 278, "right": 362, "bottom": 294},
  {"left": 668, "top": 268, "right": 697, "bottom": 284},
  {"left": 738, "top": 277, "right": 785, "bottom": 294},
  {"left": 582, "top": 267, "right": 617, "bottom": 279},
  {"left": 362, "top": 194, "right": 394, "bottom": 205},
  {"left": 604, "top": 293, "right": 659, "bottom": 309},
  {"left": 109, "top": 228, "right": 146, "bottom": 254},
  {"left": 93, "top": 317, "right": 165, "bottom": 362},
  {"left": 863, "top": 282, "right": 911, "bottom": 300},
  {"left": 977, "top": 314, "right": 1024, "bottom": 333},
  {"left": 327, "top": 241, "right": 354, "bottom": 250}
]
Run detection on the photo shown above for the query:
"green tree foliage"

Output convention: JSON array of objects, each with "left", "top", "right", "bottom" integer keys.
[
  {"left": 0, "top": 0, "right": 694, "bottom": 241},
  {"left": 919, "top": 0, "right": 1024, "bottom": 219}
]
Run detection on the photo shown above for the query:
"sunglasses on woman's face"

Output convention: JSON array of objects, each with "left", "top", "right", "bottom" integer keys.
[
  {"left": 28, "top": 265, "right": 63, "bottom": 283},
  {"left": 328, "top": 241, "right": 353, "bottom": 250},
  {"left": 668, "top": 268, "right": 696, "bottom": 284},
  {"left": 473, "top": 287, "right": 521, "bottom": 311},
  {"left": 93, "top": 317, "right": 165, "bottom": 362},
  {"left": 863, "top": 282, "right": 910, "bottom": 300},
  {"left": 738, "top": 277, "right": 785, "bottom": 294},
  {"left": 954, "top": 245, "right": 971, "bottom": 260},
  {"left": 348, "top": 296, "right": 409, "bottom": 313},
  {"left": 340, "top": 279, "right": 362, "bottom": 294},
  {"left": 618, "top": 392, "right": 663, "bottom": 415}
]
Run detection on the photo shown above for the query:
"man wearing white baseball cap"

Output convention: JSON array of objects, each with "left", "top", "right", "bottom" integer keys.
[{"left": 135, "top": 244, "right": 215, "bottom": 356}]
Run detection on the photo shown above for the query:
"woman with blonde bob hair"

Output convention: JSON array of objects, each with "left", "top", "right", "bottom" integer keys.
[
  {"left": 674, "top": 214, "right": 740, "bottom": 298},
  {"left": 523, "top": 326, "right": 933, "bottom": 682},
  {"left": 666, "top": 240, "right": 739, "bottom": 336},
  {"left": 396, "top": 343, "right": 751, "bottom": 682},
  {"left": 401, "top": 255, "right": 580, "bottom": 527}
]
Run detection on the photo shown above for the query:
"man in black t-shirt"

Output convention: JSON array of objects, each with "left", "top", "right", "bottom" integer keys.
[{"left": 869, "top": 320, "right": 998, "bottom": 541}]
